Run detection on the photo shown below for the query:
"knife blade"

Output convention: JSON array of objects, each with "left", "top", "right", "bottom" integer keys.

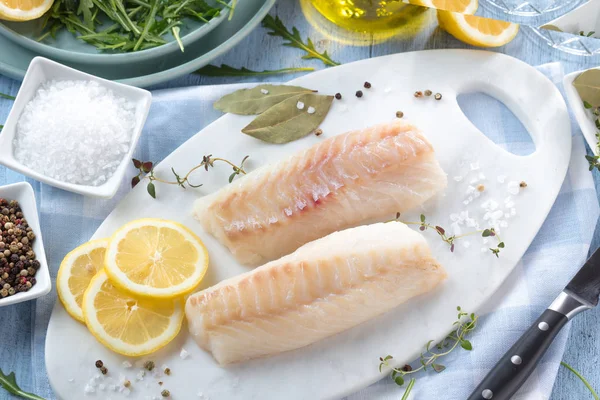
[{"left": 468, "top": 248, "right": 600, "bottom": 400}]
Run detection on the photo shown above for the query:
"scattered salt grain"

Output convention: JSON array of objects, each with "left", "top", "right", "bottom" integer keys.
[
  {"left": 465, "top": 185, "right": 476, "bottom": 195},
  {"left": 467, "top": 196, "right": 473, "bottom": 202},
  {"left": 296, "top": 101, "right": 305, "bottom": 110},
  {"left": 84, "top": 384, "right": 96, "bottom": 394},
  {"left": 99, "top": 384, "right": 106, "bottom": 391},
  {"left": 451, "top": 223, "right": 462, "bottom": 235},
  {"left": 136, "top": 370, "right": 145, "bottom": 381},
  {"left": 453, "top": 176, "right": 463, "bottom": 182},
  {"left": 463, "top": 200, "right": 469, "bottom": 205},
  {"left": 497, "top": 175, "right": 506, "bottom": 183},
  {"left": 307, "top": 106, "right": 316, "bottom": 114},
  {"left": 511, "top": 208, "right": 516, "bottom": 216},
  {"left": 491, "top": 210, "right": 503, "bottom": 220},
  {"left": 13, "top": 80, "right": 136, "bottom": 186},
  {"left": 463, "top": 241, "right": 471, "bottom": 248},
  {"left": 108, "top": 385, "right": 116, "bottom": 392},
  {"left": 68, "top": 378, "right": 74, "bottom": 383},
  {"left": 122, "top": 388, "right": 131, "bottom": 396},
  {"left": 507, "top": 181, "right": 520, "bottom": 195},
  {"left": 500, "top": 221, "right": 508, "bottom": 228},
  {"left": 478, "top": 172, "right": 486, "bottom": 180},
  {"left": 482, "top": 238, "right": 489, "bottom": 245},
  {"left": 122, "top": 361, "right": 133, "bottom": 369},
  {"left": 260, "top": 88, "right": 269, "bottom": 95},
  {"left": 481, "top": 247, "right": 488, "bottom": 253},
  {"left": 384, "top": 87, "right": 392, "bottom": 93},
  {"left": 197, "top": 392, "right": 204, "bottom": 398},
  {"left": 470, "top": 162, "right": 480, "bottom": 171},
  {"left": 180, "top": 348, "right": 190, "bottom": 359}
]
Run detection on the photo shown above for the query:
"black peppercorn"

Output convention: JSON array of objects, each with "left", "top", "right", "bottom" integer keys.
[
  {"left": 95, "top": 360, "right": 104, "bottom": 369},
  {"left": 335, "top": 93, "right": 342, "bottom": 100},
  {"left": 364, "top": 81, "right": 371, "bottom": 89},
  {"left": 355, "top": 90, "right": 363, "bottom": 98}
]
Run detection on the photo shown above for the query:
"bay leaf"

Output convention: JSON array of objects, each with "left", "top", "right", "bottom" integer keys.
[
  {"left": 573, "top": 69, "right": 600, "bottom": 107},
  {"left": 242, "top": 93, "right": 334, "bottom": 144},
  {"left": 539, "top": 24, "right": 562, "bottom": 32},
  {"left": 214, "top": 84, "right": 315, "bottom": 115}
]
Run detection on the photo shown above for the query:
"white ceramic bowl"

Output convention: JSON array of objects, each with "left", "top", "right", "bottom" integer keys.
[
  {"left": 0, "top": 182, "right": 50, "bottom": 306},
  {"left": 0, "top": 57, "right": 152, "bottom": 198},
  {"left": 564, "top": 68, "right": 599, "bottom": 154}
]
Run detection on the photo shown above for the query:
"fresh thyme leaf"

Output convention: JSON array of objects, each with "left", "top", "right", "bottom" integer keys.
[
  {"left": 0, "top": 92, "right": 15, "bottom": 100},
  {"left": 215, "top": 84, "right": 316, "bottom": 115},
  {"left": 262, "top": 14, "right": 340, "bottom": 67},
  {"left": 584, "top": 100, "right": 593, "bottom": 109},
  {"left": 573, "top": 69, "right": 600, "bottom": 108},
  {"left": 242, "top": 93, "right": 334, "bottom": 144},
  {"left": 379, "top": 307, "right": 478, "bottom": 392},
  {"left": 147, "top": 181, "right": 156, "bottom": 198},
  {"left": 0, "top": 369, "right": 45, "bottom": 400},
  {"left": 195, "top": 64, "right": 315, "bottom": 77}
]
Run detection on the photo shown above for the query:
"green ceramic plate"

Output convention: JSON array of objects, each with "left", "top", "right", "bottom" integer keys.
[
  {"left": 0, "top": 0, "right": 233, "bottom": 65},
  {"left": 0, "top": 0, "right": 274, "bottom": 87}
]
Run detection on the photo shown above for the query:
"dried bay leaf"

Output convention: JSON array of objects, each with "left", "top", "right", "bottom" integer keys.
[
  {"left": 214, "top": 84, "right": 315, "bottom": 115},
  {"left": 573, "top": 69, "right": 600, "bottom": 107},
  {"left": 242, "top": 93, "right": 334, "bottom": 144}
]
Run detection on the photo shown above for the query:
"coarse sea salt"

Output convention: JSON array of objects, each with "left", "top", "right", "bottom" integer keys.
[{"left": 13, "top": 80, "right": 135, "bottom": 186}]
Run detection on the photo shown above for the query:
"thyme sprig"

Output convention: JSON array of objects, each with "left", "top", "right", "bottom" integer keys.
[
  {"left": 394, "top": 213, "right": 505, "bottom": 257},
  {"left": 261, "top": 15, "right": 340, "bottom": 67},
  {"left": 131, "top": 155, "right": 249, "bottom": 198},
  {"left": 583, "top": 101, "right": 600, "bottom": 171},
  {"left": 379, "top": 307, "right": 478, "bottom": 397},
  {"left": 0, "top": 368, "right": 45, "bottom": 400}
]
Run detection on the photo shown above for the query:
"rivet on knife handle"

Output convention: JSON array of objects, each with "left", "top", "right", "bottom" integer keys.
[{"left": 467, "top": 308, "right": 568, "bottom": 400}]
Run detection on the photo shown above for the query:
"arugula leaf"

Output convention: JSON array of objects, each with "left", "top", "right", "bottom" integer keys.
[
  {"left": 77, "top": 0, "right": 95, "bottom": 28},
  {"left": 0, "top": 369, "right": 45, "bottom": 400},
  {"left": 195, "top": 64, "right": 314, "bottom": 77},
  {"left": 261, "top": 14, "right": 340, "bottom": 67}
]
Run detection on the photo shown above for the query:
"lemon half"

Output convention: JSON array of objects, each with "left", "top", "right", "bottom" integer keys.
[{"left": 0, "top": 0, "right": 54, "bottom": 21}]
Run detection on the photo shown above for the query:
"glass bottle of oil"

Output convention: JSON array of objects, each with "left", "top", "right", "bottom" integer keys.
[{"left": 310, "top": 0, "right": 429, "bottom": 33}]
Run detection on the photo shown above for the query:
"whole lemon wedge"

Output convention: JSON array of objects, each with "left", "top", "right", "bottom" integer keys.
[{"left": 438, "top": 11, "right": 519, "bottom": 47}]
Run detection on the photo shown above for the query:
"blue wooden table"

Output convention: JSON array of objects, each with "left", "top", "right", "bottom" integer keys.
[{"left": 1, "top": 0, "right": 600, "bottom": 398}]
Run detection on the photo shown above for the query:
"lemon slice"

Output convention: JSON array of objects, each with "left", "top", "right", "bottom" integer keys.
[
  {"left": 0, "top": 0, "right": 53, "bottom": 21},
  {"left": 411, "top": 0, "right": 478, "bottom": 14},
  {"left": 83, "top": 270, "right": 184, "bottom": 356},
  {"left": 438, "top": 11, "right": 519, "bottom": 47},
  {"left": 57, "top": 239, "right": 108, "bottom": 323},
  {"left": 104, "top": 218, "right": 208, "bottom": 298}
]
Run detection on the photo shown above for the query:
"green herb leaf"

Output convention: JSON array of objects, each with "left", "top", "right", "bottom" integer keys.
[
  {"left": 384, "top": 355, "right": 393, "bottom": 361},
  {"left": 242, "top": 93, "right": 334, "bottom": 144},
  {"left": 228, "top": 172, "right": 238, "bottom": 183},
  {"left": 196, "top": 64, "right": 314, "bottom": 77},
  {"left": 540, "top": 24, "right": 563, "bottom": 32},
  {"left": 394, "top": 375, "right": 405, "bottom": 386},
  {"left": 432, "top": 363, "right": 446, "bottom": 373},
  {"left": 147, "top": 181, "right": 156, "bottom": 198},
  {"left": 0, "top": 92, "right": 15, "bottom": 101},
  {"left": 482, "top": 229, "right": 492, "bottom": 237},
  {"left": 215, "top": 84, "right": 316, "bottom": 115},
  {"left": 262, "top": 14, "right": 340, "bottom": 67},
  {"left": 460, "top": 339, "right": 473, "bottom": 351},
  {"left": 573, "top": 69, "right": 600, "bottom": 108},
  {"left": 77, "top": 0, "right": 94, "bottom": 28},
  {"left": 584, "top": 100, "right": 593, "bottom": 109},
  {"left": 420, "top": 214, "right": 426, "bottom": 223},
  {"left": 560, "top": 362, "right": 600, "bottom": 400},
  {"left": 0, "top": 369, "right": 46, "bottom": 400}
]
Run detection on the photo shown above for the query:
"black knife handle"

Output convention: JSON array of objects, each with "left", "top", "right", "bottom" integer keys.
[{"left": 467, "top": 309, "right": 568, "bottom": 400}]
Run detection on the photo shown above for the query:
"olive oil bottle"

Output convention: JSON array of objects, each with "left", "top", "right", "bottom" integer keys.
[{"left": 310, "top": 0, "right": 429, "bottom": 33}]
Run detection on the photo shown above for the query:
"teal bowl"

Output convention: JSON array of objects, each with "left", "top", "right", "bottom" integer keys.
[{"left": 0, "top": 0, "right": 232, "bottom": 65}]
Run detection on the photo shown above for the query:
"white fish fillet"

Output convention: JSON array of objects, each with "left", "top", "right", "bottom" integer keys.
[
  {"left": 194, "top": 120, "right": 447, "bottom": 266},
  {"left": 186, "top": 222, "right": 446, "bottom": 365}
]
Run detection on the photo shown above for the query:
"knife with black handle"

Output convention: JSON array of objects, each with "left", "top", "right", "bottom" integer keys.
[{"left": 468, "top": 248, "right": 600, "bottom": 400}]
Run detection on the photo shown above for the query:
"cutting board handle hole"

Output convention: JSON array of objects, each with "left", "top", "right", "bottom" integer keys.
[{"left": 457, "top": 93, "right": 535, "bottom": 156}]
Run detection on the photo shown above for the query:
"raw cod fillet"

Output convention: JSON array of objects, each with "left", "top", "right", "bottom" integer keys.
[
  {"left": 194, "top": 120, "right": 447, "bottom": 266},
  {"left": 186, "top": 222, "right": 446, "bottom": 365}
]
